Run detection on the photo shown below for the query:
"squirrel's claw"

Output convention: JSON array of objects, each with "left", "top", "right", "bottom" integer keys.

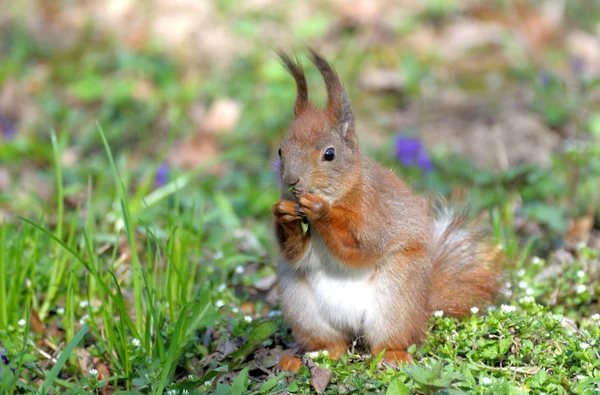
[
  {"left": 273, "top": 200, "right": 303, "bottom": 222},
  {"left": 298, "top": 193, "right": 330, "bottom": 221}
]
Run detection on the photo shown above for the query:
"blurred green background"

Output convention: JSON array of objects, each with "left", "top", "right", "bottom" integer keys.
[{"left": 0, "top": 0, "right": 600, "bottom": 394}]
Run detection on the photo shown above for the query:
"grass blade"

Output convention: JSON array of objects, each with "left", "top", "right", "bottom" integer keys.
[{"left": 39, "top": 325, "right": 89, "bottom": 395}]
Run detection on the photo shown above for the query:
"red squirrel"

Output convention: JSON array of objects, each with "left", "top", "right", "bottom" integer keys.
[{"left": 272, "top": 50, "right": 503, "bottom": 365}]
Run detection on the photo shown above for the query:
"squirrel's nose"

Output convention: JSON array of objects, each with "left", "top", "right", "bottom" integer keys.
[{"left": 283, "top": 174, "right": 300, "bottom": 187}]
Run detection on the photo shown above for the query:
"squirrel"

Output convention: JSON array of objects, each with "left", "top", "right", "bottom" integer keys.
[{"left": 272, "top": 50, "right": 503, "bottom": 366}]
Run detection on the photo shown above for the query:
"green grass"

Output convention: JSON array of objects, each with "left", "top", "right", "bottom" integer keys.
[{"left": 1, "top": 1, "right": 600, "bottom": 393}]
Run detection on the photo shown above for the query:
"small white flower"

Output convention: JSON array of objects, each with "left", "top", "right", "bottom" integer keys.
[
  {"left": 518, "top": 281, "right": 528, "bottom": 289},
  {"left": 470, "top": 307, "right": 479, "bottom": 314},
  {"left": 576, "top": 374, "right": 586, "bottom": 380},
  {"left": 89, "top": 368, "right": 98, "bottom": 376},
  {"left": 182, "top": 390, "right": 189, "bottom": 394},
  {"left": 57, "top": 307, "right": 65, "bottom": 315},
  {"left": 79, "top": 314, "right": 89, "bottom": 325},
  {"left": 217, "top": 283, "right": 226, "bottom": 292},
  {"left": 531, "top": 256, "right": 542, "bottom": 265},
  {"left": 501, "top": 304, "right": 516, "bottom": 313},
  {"left": 577, "top": 270, "right": 585, "bottom": 278},
  {"left": 580, "top": 342, "right": 589, "bottom": 349},
  {"left": 576, "top": 284, "right": 587, "bottom": 294},
  {"left": 307, "top": 350, "right": 328, "bottom": 358},
  {"left": 18, "top": 319, "right": 26, "bottom": 326},
  {"left": 487, "top": 306, "right": 497, "bottom": 312},
  {"left": 433, "top": 310, "right": 444, "bottom": 318},
  {"left": 79, "top": 300, "right": 89, "bottom": 308},
  {"left": 481, "top": 377, "right": 492, "bottom": 385},
  {"left": 591, "top": 314, "right": 600, "bottom": 321},
  {"left": 188, "top": 374, "right": 194, "bottom": 381},
  {"left": 268, "top": 310, "right": 282, "bottom": 317},
  {"left": 517, "top": 269, "right": 526, "bottom": 277},
  {"left": 235, "top": 265, "right": 245, "bottom": 274},
  {"left": 526, "top": 288, "right": 534, "bottom": 295},
  {"left": 204, "top": 381, "right": 211, "bottom": 386},
  {"left": 520, "top": 296, "right": 535, "bottom": 304},
  {"left": 232, "top": 307, "right": 239, "bottom": 313},
  {"left": 504, "top": 281, "right": 512, "bottom": 288},
  {"left": 131, "top": 338, "right": 141, "bottom": 347},
  {"left": 500, "top": 288, "right": 512, "bottom": 297},
  {"left": 213, "top": 250, "right": 224, "bottom": 260},
  {"left": 244, "top": 315, "right": 253, "bottom": 323},
  {"left": 577, "top": 241, "right": 587, "bottom": 249},
  {"left": 552, "top": 314, "right": 563, "bottom": 323},
  {"left": 215, "top": 300, "right": 225, "bottom": 308}
]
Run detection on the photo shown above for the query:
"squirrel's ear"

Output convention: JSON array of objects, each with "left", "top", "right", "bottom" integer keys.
[
  {"left": 277, "top": 51, "right": 309, "bottom": 118},
  {"left": 308, "top": 49, "right": 356, "bottom": 145}
]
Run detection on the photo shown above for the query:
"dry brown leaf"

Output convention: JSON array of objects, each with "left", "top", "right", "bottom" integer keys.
[
  {"left": 240, "top": 302, "right": 255, "bottom": 315},
  {"left": 29, "top": 309, "right": 46, "bottom": 340},
  {"left": 216, "top": 337, "right": 239, "bottom": 357},
  {"left": 565, "top": 215, "right": 594, "bottom": 249},
  {"left": 75, "top": 348, "right": 93, "bottom": 376},
  {"left": 513, "top": 0, "right": 564, "bottom": 54},
  {"left": 202, "top": 99, "right": 242, "bottom": 134},
  {"left": 438, "top": 19, "right": 505, "bottom": 60},
  {"left": 0, "top": 168, "right": 10, "bottom": 192},
  {"left": 566, "top": 31, "right": 600, "bottom": 77},
  {"left": 309, "top": 365, "right": 332, "bottom": 393},
  {"left": 167, "top": 133, "right": 221, "bottom": 171},
  {"left": 253, "top": 274, "right": 277, "bottom": 292},
  {"left": 337, "top": 0, "right": 381, "bottom": 27},
  {"left": 358, "top": 67, "right": 404, "bottom": 93}
]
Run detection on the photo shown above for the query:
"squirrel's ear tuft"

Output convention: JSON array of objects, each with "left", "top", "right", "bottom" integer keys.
[
  {"left": 308, "top": 49, "right": 356, "bottom": 145},
  {"left": 277, "top": 50, "right": 309, "bottom": 118}
]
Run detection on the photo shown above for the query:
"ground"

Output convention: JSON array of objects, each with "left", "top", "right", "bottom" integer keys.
[{"left": 0, "top": 0, "right": 599, "bottom": 394}]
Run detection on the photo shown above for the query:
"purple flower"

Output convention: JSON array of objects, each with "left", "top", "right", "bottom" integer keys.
[
  {"left": 273, "top": 157, "right": 281, "bottom": 186},
  {"left": 394, "top": 135, "right": 433, "bottom": 172},
  {"left": 155, "top": 164, "right": 168, "bottom": 187},
  {"left": 537, "top": 70, "right": 551, "bottom": 88},
  {"left": 0, "top": 115, "right": 16, "bottom": 140},
  {"left": 0, "top": 349, "right": 9, "bottom": 376},
  {"left": 569, "top": 56, "right": 585, "bottom": 75}
]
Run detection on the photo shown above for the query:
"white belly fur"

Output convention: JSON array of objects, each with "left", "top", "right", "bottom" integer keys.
[{"left": 295, "top": 233, "right": 375, "bottom": 333}]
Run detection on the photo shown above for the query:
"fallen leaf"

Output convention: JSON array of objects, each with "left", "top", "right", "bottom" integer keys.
[
  {"left": 565, "top": 215, "right": 594, "bottom": 249},
  {"left": 240, "top": 302, "right": 255, "bottom": 315},
  {"left": 167, "top": 133, "right": 221, "bottom": 171},
  {"left": 216, "top": 337, "right": 239, "bottom": 357},
  {"left": 277, "top": 355, "right": 302, "bottom": 374},
  {"left": 29, "top": 309, "right": 46, "bottom": 341},
  {"left": 359, "top": 67, "right": 404, "bottom": 93},
  {"left": 309, "top": 365, "right": 332, "bottom": 393},
  {"left": 566, "top": 31, "right": 600, "bottom": 77},
  {"left": 202, "top": 99, "right": 242, "bottom": 134},
  {"left": 75, "top": 348, "right": 93, "bottom": 376},
  {"left": 0, "top": 168, "right": 10, "bottom": 192},
  {"left": 253, "top": 274, "right": 277, "bottom": 292}
]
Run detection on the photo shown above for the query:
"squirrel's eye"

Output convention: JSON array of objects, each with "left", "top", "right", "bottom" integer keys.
[
  {"left": 278, "top": 148, "right": 282, "bottom": 157},
  {"left": 323, "top": 147, "right": 335, "bottom": 161}
]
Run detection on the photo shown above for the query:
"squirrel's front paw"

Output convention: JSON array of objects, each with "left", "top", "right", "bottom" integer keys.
[
  {"left": 298, "top": 193, "right": 330, "bottom": 221},
  {"left": 273, "top": 200, "right": 303, "bottom": 223}
]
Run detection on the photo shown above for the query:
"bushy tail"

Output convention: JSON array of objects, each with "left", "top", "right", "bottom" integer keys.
[{"left": 429, "top": 208, "right": 504, "bottom": 317}]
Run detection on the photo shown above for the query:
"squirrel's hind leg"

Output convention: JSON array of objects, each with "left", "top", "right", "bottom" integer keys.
[{"left": 365, "top": 248, "right": 432, "bottom": 365}]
